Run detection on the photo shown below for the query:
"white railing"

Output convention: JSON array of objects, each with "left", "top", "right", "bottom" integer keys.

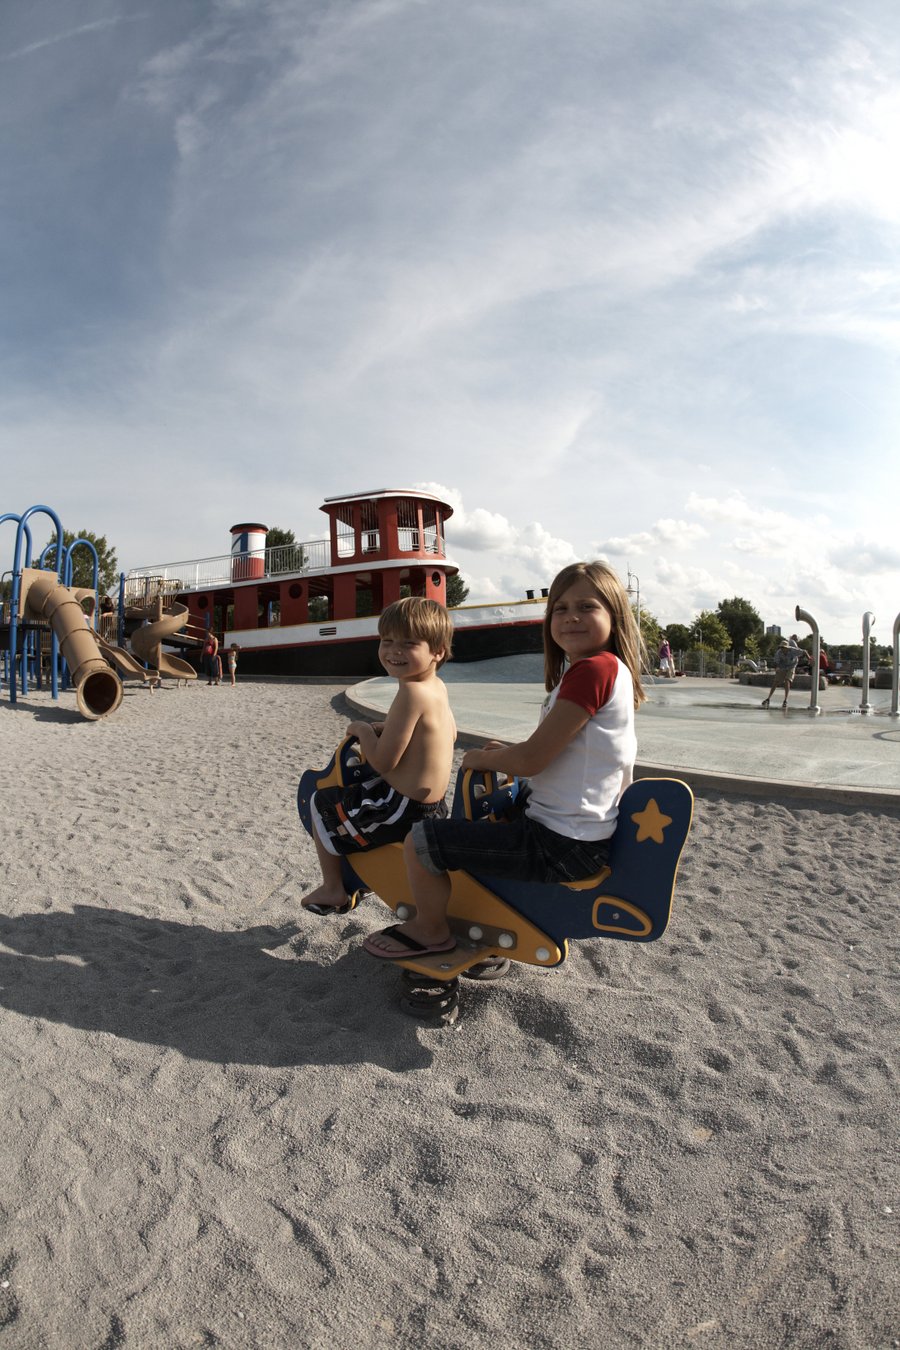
[{"left": 126, "top": 538, "right": 332, "bottom": 597}]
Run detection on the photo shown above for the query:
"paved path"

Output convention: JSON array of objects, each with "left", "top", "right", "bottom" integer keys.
[{"left": 346, "top": 655, "right": 900, "bottom": 805}]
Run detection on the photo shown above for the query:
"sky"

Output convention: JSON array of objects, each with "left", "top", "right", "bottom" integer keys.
[{"left": 2, "top": 0, "right": 899, "bottom": 644}]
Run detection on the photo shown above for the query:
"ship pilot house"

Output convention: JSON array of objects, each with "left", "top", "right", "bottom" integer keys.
[{"left": 173, "top": 489, "right": 457, "bottom": 676}]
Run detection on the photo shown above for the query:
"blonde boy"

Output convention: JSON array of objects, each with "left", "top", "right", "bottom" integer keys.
[{"left": 301, "top": 597, "right": 456, "bottom": 914}]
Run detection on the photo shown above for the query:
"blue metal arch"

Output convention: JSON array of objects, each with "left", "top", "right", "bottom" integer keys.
[
  {"left": 1, "top": 513, "right": 34, "bottom": 695},
  {"left": 9, "top": 505, "right": 64, "bottom": 704}
]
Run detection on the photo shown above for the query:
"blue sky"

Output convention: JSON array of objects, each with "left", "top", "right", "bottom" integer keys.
[{"left": 2, "top": 0, "right": 898, "bottom": 643}]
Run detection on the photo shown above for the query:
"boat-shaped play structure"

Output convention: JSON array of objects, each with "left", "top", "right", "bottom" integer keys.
[{"left": 126, "top": 489, "right": 547, "bottom": 678}]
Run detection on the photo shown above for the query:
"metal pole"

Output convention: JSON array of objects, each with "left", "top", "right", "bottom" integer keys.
[
  {"left": 794, "top": 605, "right": 822, "bottom": 716},
  {"left": 858, "top": 612, "right": 875, "bottom": 715},
  {"left": 627, "top": 568, "right": 648, "bottom": 675}
]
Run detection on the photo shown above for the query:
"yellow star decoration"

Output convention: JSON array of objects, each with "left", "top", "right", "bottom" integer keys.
[{"left": 631, "top": 798, "right": 672, "bottom": 844}]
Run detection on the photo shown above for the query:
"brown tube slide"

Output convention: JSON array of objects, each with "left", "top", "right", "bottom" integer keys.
[
  {"left": 129, "top": 596, "right": 198, "bottom": 680},
  {"left": 19, "top": 568, "right": 123, "bottom": 720}
]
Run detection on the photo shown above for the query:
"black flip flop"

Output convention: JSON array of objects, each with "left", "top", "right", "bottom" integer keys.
[{"left": 363, "top": 924, "right": 456, "bottom": 961}]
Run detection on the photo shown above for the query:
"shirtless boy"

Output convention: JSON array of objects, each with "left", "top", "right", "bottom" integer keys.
[{"left": 301, "top": 597, "right": 456, "bottom": 915}]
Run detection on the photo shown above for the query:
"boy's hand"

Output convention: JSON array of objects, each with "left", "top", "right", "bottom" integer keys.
[{"left": 346, "top": 720, "right": 373, "bottom": 740}]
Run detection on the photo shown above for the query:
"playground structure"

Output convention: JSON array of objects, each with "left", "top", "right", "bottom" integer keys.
[
  {"left": 2, "top": 505, "right": 203, "bottom": 720},
  {"left": 298, "top": 737, "right": 694, "bottom": 1023}
]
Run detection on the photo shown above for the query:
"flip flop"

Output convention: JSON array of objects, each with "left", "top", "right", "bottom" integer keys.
[
  {"left": 305, "top": 900, "right": 352, "bottom": 915},
  {"left": 362, "top": 924, "right": 456, "bottom": 961},
  {"left": 303, "top": 891, "right": 360, "bottom": 916}
]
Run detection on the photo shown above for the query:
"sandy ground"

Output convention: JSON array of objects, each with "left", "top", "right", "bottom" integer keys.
[{"left": 0, "top": 678, "right": 897, "bottom": 1350}]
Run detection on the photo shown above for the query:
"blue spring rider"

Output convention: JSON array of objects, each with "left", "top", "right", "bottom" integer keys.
[{"left": 298, "top": 737, "right": 694, "bottom": 1022}]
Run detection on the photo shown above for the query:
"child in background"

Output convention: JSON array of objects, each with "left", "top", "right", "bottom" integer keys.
[
  {"left": 301, "top": 597, "right": 457, "bottom": 916},
  {"left": 228, "top": 644, "right": 240, "bottom": 687},
  {"left": 363, "top": 561, "right": 646, "bottom": 959}
]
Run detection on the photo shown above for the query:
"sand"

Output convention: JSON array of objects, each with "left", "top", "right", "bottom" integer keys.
[{"left": 1, "top": 678, "right": 897, "bottom": 1350}]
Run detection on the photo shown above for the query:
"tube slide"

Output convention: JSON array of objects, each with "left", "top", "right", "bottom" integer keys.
[
  {"left": 129, "top": 597, "right": 198, "bottom": 681},
  {"left": 19, "top": 568, "right": 123, "bottom": 720}
]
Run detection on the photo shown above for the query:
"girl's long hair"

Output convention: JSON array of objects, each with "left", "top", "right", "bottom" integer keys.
[{"left": 542, "top": 561, "right": 647, "bottom": 708}]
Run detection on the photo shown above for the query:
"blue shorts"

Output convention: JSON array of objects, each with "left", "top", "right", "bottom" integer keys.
[{"left": 411, "top": 811, "right": 611, "bottom": 885}]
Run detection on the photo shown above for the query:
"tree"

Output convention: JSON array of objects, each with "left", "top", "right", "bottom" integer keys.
[
  {"left": 446, "top": 574, "right": 470, "bottom": 608},
  {"left": 265, "top": 526, "right": 307, "bottom": 574},
  {"left": 663, "top": 622, "right": 691, "bottom": 652},
  {"left": 757, "top": 631, "right": 781, "bottom": 661},
  {"left": 689, "top": 610, "right": 730, "bottom": 652},
  {"left": 634, "top": 606, "right": 661, "bottom": 659},
  {"left": 716, "top": 596, "right": 764, "bottom": 654},
  {"left": 41, "top": 530, "right": 119, "bottom": 595}
]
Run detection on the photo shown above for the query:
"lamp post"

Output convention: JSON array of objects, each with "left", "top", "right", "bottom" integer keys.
[
  {"left": 626, "top": 569, "right": 647, "bottom": 672},
  {"left": 626, "top": 568, "right": 640, "bottom": 622}
]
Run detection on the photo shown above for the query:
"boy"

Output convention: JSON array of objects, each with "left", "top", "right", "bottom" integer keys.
[
  {"left": 761, "top": 638, "right": 802, "bottom": 710},
  {"left": 301, "top": 597, "right": 456, "bottom": 915}
]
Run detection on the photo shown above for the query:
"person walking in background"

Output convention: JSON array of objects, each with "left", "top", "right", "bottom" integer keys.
[
  {"left": 761, "top": 639, "right": 802, "bottom": 709},
  {"left": 203, "top": 631, "right": 219, "bottom": 685},
  {"left": 819, "top": 643, "right": 831, "bottom": 682},
  {"left": 658, "top": 634, "right": 675, "bottom": 678}
]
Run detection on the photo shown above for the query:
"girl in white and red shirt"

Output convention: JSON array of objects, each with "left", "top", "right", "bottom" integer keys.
[{"left": 364, "top": 561, "right": 647, "bottom": 961}]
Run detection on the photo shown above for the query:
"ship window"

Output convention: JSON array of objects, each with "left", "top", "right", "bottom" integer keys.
[
  {"left": 335, "top": 504, "right": 356, "bottom": 558},
  {"left": 360, "top": 500, "right": 380, "bottom": 554},
  {"left": 423, "top": 504, "right": 441, "bottom": 555},
  {"left": 397, "top": 498, "right": 419, "bottom": 552}
]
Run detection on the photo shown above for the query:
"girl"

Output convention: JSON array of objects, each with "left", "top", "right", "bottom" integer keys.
[
  {"left": 228, "top": 643, "right": 240, "bottom": 687},
  {"left": 363, "top": 561, "right": 647, "bottom": 959}
]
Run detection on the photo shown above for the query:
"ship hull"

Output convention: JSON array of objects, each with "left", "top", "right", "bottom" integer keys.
[{"left": 225, "top": 609, "right": 545, "bottom": 678}]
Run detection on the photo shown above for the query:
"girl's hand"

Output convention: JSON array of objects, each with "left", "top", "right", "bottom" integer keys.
[{"left": 460, "top": 746, "right": 502, "bottom": 771}]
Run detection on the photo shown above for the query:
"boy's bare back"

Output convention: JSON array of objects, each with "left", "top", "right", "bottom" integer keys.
[
  {"left": 346, "top": 663, "right": 455, "bottom": 805},
  {"left": 381, "top": 674, "right": 455, "bottom": 803}
]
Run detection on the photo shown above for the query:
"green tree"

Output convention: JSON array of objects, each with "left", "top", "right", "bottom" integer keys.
[
  {"left": 757, "top": 631, "right": 781, "bottom": 661},
  {"left": 716, "top": 596, "right": 764, "bottom": 654},
  {"left": 634, "top": 606, "right": 661, "bottom": 660},
  {"left": 689, "top": 610, "right": 730, "bottom": 652},
  {"left": 265, "top": 526, "right": 307, "bottom": 574},
  {"left": 41, "top": 530, "right": 119, "bottom": 595},
  {"left": 446, "top": 573, "right": 470, "bottom": 608},
  {"left": 662, "top": 622, "right": 691, "bottom": 653}
]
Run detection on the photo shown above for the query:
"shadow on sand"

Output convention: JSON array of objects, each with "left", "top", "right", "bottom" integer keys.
[{"left": 0, "top": 905, "right": 435, "bottom": 1070}]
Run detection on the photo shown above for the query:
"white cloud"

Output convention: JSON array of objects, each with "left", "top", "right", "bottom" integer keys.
[
  {"left": 829, "top": 539, "right": 900, "bottom": 575},
  {"left": 414, "top": 482, "right": 578, "bottom": 600},
  {"left": 3, "top": 1, "right": 900, "bottom": 643},
  {"left": 595, "top": 519, "right": 708, "bottom": 556}
]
